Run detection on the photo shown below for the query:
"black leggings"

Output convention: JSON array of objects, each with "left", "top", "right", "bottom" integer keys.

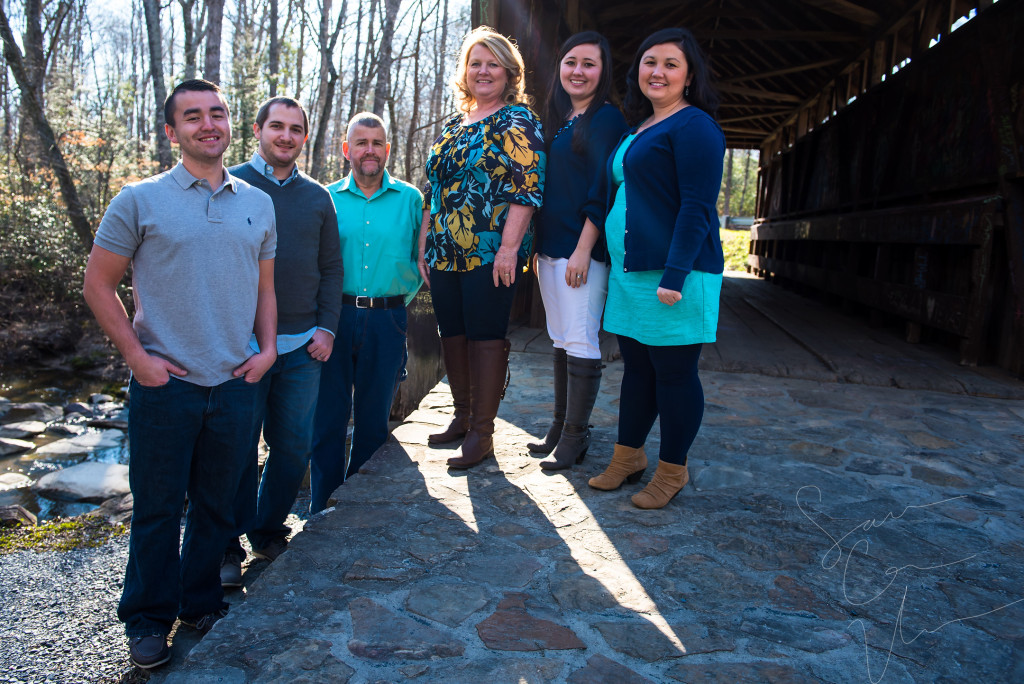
[
  {"left": 431, "top": 262, "right": 520, "bottom": 341},
  {"left": 616, "top": 335, "right": 704, "bottom": 465}
]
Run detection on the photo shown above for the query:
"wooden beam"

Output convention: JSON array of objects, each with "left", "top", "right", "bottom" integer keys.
[
  {"left": 720, "top": 111, "right": 789, "bottom": 124},
  {"left": 692, "top": 29, "right": 862, "bottom": 42},
  {"left": 718, "top": 59, "right": 843, "bottom": 84},
  {"left": 800, "top": 0, "right": 881, "bottom": 25},
  {"left": 721, "top": 125, "right": 774, "bottom": 136},
  {"left": 716, "top": 83, "right": 804, "bottom": 103}
]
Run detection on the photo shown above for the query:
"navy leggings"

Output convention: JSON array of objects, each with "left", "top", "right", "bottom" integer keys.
[
  {"left": 430, "top": 262, "right": 520, "bottom": 341},
  {"left": 616, "top": 335, "right": 704, "bottom": 465}
]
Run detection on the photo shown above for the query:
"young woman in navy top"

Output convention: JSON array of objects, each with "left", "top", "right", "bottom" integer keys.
[
  {"left": 530, "top": 32, "right": 627, "bottom": 471},
  {"left": 588, "top": 28, "right": 726, "bottom": 508}
]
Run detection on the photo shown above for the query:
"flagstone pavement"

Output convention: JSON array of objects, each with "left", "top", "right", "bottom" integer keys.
[{"left": 150, "top": 276, "right": 1024, "bottom": 684}]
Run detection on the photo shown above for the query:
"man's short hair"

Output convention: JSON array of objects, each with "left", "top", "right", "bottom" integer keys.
[
  {"left": 164, "top": 79, "right": 222, "bottom": 127},
  {"left": 346, "top": 112, "right": 387, "bottom": 141},
  {"left": 255, "top": 97, "right": 309, "bottom": 135}
]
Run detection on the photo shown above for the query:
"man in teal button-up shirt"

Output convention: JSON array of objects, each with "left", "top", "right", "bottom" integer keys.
[{"left": 310, "top": 112, "right": 423, "bottom": 513}]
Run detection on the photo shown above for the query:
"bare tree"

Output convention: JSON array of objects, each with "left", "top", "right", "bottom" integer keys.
[
  {"left": 141, "top": 0, "right": 172, "bottom": 170},
  {"left": 0, "top": 3, "right": 92, "bottom": 249},
  {"left": 267, "top": 0, "right": 279, "bottom": 96},
  {"left": 178, "top": 0, "right": 207, "bottom": 80},
  {"left": 308, "top": 0, "right": 345, "bottom": 180},
  {"left": 371, "top": 0, "right": 400, "bottom": 117},
  {"left": 204, "top": 0, "right": 225, "bottom": 83}
]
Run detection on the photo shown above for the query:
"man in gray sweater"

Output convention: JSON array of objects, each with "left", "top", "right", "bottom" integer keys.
[{"left": 222, "top": 97, "right": 343, "bottom": 584}]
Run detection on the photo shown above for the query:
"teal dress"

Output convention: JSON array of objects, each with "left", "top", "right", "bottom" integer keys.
[{"left": 603, "top": 134, "right": 722, "bottom": 346}]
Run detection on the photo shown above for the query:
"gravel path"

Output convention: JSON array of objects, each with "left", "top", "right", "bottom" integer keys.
[{"left": 0, "top": 536, "right": 133, "bottom": 684}]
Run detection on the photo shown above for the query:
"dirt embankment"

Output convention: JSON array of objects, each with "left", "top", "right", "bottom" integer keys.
[{"left": 0, "top": 294, "right": 126, "bottom": 383}]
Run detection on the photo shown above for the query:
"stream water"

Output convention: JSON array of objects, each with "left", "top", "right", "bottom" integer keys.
[{"left": 1, "top": 369, "right": 127, "bottom": 520}]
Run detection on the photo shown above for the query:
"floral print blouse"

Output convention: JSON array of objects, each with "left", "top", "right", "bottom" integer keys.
[{"left": 424, "top": 105, "right": 545, "bottom": 272}]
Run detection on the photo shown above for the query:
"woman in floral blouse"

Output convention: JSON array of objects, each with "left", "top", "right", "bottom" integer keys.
[{"left": 418, "top": 26, "right": 545, "bottom": 470}]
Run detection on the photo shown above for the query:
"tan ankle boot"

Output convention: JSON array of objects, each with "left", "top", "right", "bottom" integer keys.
[
  {"left": 631, "top": 460, "right": 689, "bottom": 509},
  {"left": 588, "top": 443, "right": 647, "bottom": 490}
]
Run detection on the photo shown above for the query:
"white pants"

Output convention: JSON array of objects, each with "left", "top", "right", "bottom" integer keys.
[{"left": 536, "top": 254, "right": 609, "bottom": 359}]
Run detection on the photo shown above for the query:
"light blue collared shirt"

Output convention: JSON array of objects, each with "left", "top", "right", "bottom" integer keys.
[{"left": 249, "top": 151, "right": 300, "bottom": 186}]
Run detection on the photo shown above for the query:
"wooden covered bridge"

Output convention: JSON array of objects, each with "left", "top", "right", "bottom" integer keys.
[{"left": 470, "top": 0, "right": 1024, "bottom": 378}]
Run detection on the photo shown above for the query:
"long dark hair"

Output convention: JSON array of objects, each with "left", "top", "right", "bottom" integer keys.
[
  {"left": 623, "top": 28, "right": 719, "bottom": 127},
  {"left": 543, "top": 31, "right": 616, "bottom": 155}
]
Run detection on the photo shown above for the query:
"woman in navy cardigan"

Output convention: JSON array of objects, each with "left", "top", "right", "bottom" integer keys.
[
  {"left": 587, "top": 28, "right": 726, "bottom": 508},
  {"left": 530, "top": 32, "right": 627, "bottom": 471}
]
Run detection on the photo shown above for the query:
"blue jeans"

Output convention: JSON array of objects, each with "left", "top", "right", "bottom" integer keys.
[
  {"left": 119, "top": 376, "right": 258, "bottom": 637},
  {"left": 310, "top": 304, "right": 407, "bottom": 513},
  {"left": 230, "top": 346, "right": 321, "bottom": 553}
]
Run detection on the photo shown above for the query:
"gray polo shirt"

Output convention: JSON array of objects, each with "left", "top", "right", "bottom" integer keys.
[{"left": 94, "top": 162, "right": 277, "bottom": 387}]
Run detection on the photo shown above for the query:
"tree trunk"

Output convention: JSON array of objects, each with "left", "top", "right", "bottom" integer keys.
[
  {"left": 431, "top": 0, "right": 449, "bottom": 124},
  {"left": 16, "top": 0, "right": 45, "bottom": 168},
  {"left": 722, "top": 148, "right": 733, "bottom": 217},
  {"left": 404, "top": 4, "right": 425, "bottom": 181},
  {"left": 371, "top": 0, "right": 400, "bottom": 117},
  {"left": 294, "top": 0, "right": 305, "bottom": 102},
  {"left": 309, "top": 0, "right": 344, "bottom": 180},
  {"left": 0, "top": 4, "right": 93, "bottom": 249},
  {"left": 204, "top": 0, "right": 225, "bottom": 84},
  {"left": 178, "top": 0, "right": 206, "bottom": 81},
  {"left": 739, "top": 150, "right": 753, "bottom": 215},
  {"left": 267, "top": 0, "right": 279, "bottom": 96},
  {"left": 142, "top": 0, "right": 173, "bottom": 170}
]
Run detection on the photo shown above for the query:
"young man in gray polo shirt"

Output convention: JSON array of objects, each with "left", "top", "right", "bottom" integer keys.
[{"left": 83, "top": 79, "right": 277, "bottom": 670}]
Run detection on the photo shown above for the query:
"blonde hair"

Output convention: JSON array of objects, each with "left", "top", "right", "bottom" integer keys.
[{"left": 452, "top": 26, "right": 532, "bottom": 113}]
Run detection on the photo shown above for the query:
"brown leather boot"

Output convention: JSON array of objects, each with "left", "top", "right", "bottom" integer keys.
[
  {"left": 587, "top": 443, "right": 647, "bottom": 490},
  {"left": 429, "top": 335, "right": 470, "bottom": 444},
  {"left": 631, "top": 460, "right": 689, "bottom": 509},
  {"left": 447, "top": 338, "right": 510, "bottom": 469}
]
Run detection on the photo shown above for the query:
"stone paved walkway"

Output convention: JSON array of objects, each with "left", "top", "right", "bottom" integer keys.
[{"left": 150, "top": 311, "right": 1024, "bottom": 683}]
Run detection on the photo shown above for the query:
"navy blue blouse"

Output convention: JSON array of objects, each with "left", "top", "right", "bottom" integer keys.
[
  {"left": 591, "top": 106, "right": 725, "bottom": 292},
  {"left": 534, "top": 103, "right": 627, "bottom": 261}
]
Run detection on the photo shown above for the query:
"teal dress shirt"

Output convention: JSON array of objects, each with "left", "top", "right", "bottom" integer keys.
[{"left": 328, "top": 170, "right": 424, "bottom": 305}]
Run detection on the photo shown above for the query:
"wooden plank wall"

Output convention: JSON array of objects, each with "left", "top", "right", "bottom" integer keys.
[{"left": 752, "top": 0, "right": 1024, "bottom": 375}]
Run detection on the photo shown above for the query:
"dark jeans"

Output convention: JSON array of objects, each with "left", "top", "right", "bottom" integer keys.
[
  {"left": 229, "top": 346, "right": 322, "bottom": 555},
  {"left": 310, "top": 304, "right": 408, "bottom": 513},
  {"left": 430, "top": 262, "right": 520, "bottom": 340},
  {"left": 118, "top": 376, "right": 258, "bottom": 637},
  {"left": 616, "top": 336, "right": 704, "bottom": 465}
]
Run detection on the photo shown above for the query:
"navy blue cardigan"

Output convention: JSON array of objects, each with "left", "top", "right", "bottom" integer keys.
[
  {"left": 584, "top": 106, "right": 725, "bottom": 292},
  {"left": 535, "top": 104, "right": 628, "bottom": 260}
]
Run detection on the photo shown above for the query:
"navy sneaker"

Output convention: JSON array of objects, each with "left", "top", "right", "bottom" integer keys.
[
  {"left": 251, "top": 537, "right": 288, "bottom": 562},
  {"left": 179, "top": 606, "right": 229, "bottom": 633}
]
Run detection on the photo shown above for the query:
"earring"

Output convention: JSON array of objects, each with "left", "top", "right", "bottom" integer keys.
[{"left": 684, "top": 85, "right": 691, "bottom": 98}]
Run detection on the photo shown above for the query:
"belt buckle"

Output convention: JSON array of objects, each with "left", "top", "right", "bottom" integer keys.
[{"left": 355, "top": 295, "right": 371, "bottom": 309}]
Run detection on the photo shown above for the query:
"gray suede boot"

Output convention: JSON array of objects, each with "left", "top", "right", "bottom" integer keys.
[{"left": 527, "top": 347, "right": 567, "bottom": 454}]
